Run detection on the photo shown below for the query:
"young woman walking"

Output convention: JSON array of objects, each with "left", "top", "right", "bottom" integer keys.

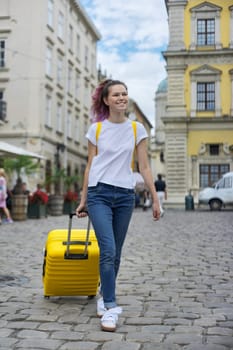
[{"left": 76, "top": 79, "right": 160, "bottom": 331}]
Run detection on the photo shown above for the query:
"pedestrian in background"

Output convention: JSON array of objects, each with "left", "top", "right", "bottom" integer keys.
[
  {"left": 22, "top": 182, "right": 30, "bottom": 196},
  {"left": 154, "top": 173, "right": 167, "bottom": 217},
  {"left": 76, "top": 79, "right": 160, "bottom": 332},
  {"left": 143, "top": 189, "right": 151, "bottom": 211},
  {"left": 0, "top": 168, "right": 13, "bottom": 224}
]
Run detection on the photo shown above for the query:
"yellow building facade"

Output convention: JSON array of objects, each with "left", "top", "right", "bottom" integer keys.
[{"left": 162, "top": 0, "right": 233, "bottom": 206}]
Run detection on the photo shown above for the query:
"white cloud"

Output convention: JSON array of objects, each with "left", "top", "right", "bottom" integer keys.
[{"left": 79, "top": 0, "right": 169, "bottom": 128}]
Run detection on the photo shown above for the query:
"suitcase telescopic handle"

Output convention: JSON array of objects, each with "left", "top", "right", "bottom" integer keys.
[{"left": 65, "top": 212, "right": 91, "bottom": 258}]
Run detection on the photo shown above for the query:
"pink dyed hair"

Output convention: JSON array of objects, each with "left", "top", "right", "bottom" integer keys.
[{"left": 90, "top": 79, "right": 128, "bottom": 122}]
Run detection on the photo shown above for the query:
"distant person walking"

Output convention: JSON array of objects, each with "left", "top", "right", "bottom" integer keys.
[
  {"left": 154, "top": 174, "right": 167, "bottom": 216},
  {"left": 0, "top": 168, "right": 13, "bottom": 224}
]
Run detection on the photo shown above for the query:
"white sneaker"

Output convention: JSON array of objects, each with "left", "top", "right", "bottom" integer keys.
[
  {"left": 160, "top": 205, "right": 164, "bottom": 217},
  {"left": 101, "top": 306, "right": 122, "bottom": 332},
  {"left": 97, "top": 297, "right": 106, "bottom": 317}
]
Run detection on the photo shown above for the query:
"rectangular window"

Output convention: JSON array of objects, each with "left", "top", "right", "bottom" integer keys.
[
  {"left": 68, "top": 24, "right": 73, "bottom": 51},
  {"left": 57, "top": 55, "right": 63, "bottom": 85},
  {"left": 76, "top": 34, "right": 81, "bottom": 59},
  {"left": 83, "top": 120, "right": 88, "bottom": 143},
  {"left": 200, "top": 164, "right": 230, "bottom": 188},
  {"left": 0, "top": 40, "right": 6, "bottom": 67},
  {"left": 91, "top": 53, "right": 95, "bottom": 76},
  {"left": 75, "top": 116, "right": 80, "bottom": 142},
  {"left": 56, "top": 103, "right": 62, "bottom": 132},
  {"left": 67, "top": 65, "right": 72, "bottom": 94},
  {"left": 197, "top": 19, "right": 215, "bottom": 46},
  {"left": 0, "top": 91, "right": 6, "bottom": 121},
  {"left": 47, "top": 0, "right": 54, "bottom": 28},
  {"left": 67, "top": 110, "right": 72, "bottom": 138},
  {"left": 84, "top": 45, "right": 89, "bottom": 69},
  {"left": 209, "top": 144, "right": 219, "bottom": 156},
  {"left": 58, "top": 11, "right": 65, "bottom": 40},
  {"left": 83, "top": 82, "right": 89, "bottom": 107},
  {"left": 46, "top": 46, "right": 53, "bottom": 76},
  {"left": 197, "top": 82, "right": 215, "bottom": 111},
  {"left": 45, "top": 95, "right": 52, "bottom": 127},
  {"left": 75, "top": 72, "right": 80, "bottom": 99}
]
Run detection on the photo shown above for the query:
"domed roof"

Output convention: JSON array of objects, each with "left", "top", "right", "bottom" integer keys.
[{"left": 156, "top": 78, "right": 167, "bottom": 93}]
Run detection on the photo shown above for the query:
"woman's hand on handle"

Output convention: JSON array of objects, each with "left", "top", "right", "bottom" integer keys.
[{"left": 76, "top": 204, "right": 88, "bottom": 218}]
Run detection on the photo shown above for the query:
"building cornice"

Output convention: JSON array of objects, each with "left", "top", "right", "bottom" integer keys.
[
  {"left": 162, "top": 116, "right": 233, "bottom": 126},
  {"left": 73, "top": 0, "right": 101, "bottom": 40},
  {"left": 163, "top": 49, "right": 233, "bottom": 58}
]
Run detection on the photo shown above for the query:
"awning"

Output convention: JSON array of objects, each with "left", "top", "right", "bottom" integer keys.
[{"left": 0, "top": 141, "right": 45, "bottom": 159}]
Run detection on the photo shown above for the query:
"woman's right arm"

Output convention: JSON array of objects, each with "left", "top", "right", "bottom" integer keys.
[{"left": 76, "top": 141, "right": 96, "bottom": 217}]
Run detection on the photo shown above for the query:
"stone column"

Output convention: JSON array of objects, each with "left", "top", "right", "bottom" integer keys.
[
  {"left": 167, "top": 0, "right": 187, "bottom": 51},
  {"left": 230, "top": 69, "right": 233, "bottom": 116},
  {"left": 215, "top": 77, "right": 222, "bottom": 117},
  {"left": 230, "top": 6, "right": 233, "bottom": 48}
]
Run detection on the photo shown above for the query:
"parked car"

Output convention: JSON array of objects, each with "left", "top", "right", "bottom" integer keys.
[{"left": 198, "top": 171, "right": 233, "bottom": 210}]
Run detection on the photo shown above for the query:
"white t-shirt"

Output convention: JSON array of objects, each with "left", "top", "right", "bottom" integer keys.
[{"left": 86, "top": 119, "right": 148, "bottom": 189}]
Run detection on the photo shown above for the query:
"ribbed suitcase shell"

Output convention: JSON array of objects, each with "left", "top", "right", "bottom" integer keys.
[{"left": 43, "top": 227, "right": 100, "bottom": 297}]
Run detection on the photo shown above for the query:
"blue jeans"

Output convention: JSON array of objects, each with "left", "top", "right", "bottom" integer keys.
[{"left": 87, "top": 182, "right": 135, "bottom": 309}]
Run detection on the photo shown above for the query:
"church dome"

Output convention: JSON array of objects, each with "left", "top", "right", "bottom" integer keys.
[{"left": 156, "top": 78, "right": 167, "bottom": 93}]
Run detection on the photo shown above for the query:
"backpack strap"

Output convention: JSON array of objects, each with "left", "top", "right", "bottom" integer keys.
[
  {"left": 131, "top": 121, "right": 137, "bottom": 141},
  {"left": 96, "top": 121, "right": 102, "bottom": 142},
  {"left": 95, "top": 122, "right": 102, "bottom": 154}
]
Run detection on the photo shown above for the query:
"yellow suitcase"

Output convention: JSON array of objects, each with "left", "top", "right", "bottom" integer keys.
[{"left": 43, "top": 213, "right": 100, "bottom": 297}]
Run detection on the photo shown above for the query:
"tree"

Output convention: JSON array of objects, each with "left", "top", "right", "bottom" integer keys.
[{"left": 4, "top": 155, "right": 40, "bottom": 194}]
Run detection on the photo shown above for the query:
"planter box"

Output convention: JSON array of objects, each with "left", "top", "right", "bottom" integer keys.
[{"left": 28, "top": 203, "right": 47, "bottom": 219}]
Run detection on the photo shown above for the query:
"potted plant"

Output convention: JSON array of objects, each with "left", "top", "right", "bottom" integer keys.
[
  {"left": 63, "top": 175, "right": 79, "bottom": 214},
  {"left": 28, "top": 185, "right": 49, "bottom": 218},
  {"left": 46, "top": 168, "right": 66, "bottom": 216},
  {"left": 4, "top": 155, "right": 40, "bottom": 221}
]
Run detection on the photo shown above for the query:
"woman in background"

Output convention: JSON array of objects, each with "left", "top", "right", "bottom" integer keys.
[{"left": 0, "top": 168, "right": 13, "bottom": 224}]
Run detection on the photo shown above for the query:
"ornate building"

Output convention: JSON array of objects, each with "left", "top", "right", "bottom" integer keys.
[
  {"left": 0, "top": 0, "right": 100, "bottom": 190},
  {"left": 162, "top": 0, "right": 233, "bottom": 207}
]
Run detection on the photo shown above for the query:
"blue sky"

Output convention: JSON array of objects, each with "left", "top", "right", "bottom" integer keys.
[{"left": 79, "top": 0, "right": 169, "bottom": 129}]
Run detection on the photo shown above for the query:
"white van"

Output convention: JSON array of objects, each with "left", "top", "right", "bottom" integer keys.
[{"left": 198, "top": 171, "right": 233, "bottom": 210}]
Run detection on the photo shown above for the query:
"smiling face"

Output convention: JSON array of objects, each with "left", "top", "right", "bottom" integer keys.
[{"left": 104, "top": 84, "right": 128, "bottom": 114}]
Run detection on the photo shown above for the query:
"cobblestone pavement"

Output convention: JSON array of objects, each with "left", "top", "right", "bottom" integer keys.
[{"left": 0, "top": 208, "right": 233, "bottom": 350}]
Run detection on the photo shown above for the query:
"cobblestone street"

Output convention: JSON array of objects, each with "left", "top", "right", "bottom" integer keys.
[{"left": 0, "top": 208, "right": 233, "bottom": 349}]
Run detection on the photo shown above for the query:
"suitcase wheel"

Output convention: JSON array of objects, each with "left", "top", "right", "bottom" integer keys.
[{"left": 88, "top": 295, "right": 96, "bottom": 299}]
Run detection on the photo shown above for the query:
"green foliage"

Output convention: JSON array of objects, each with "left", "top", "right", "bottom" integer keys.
[
  {"left": 64, "top": 174, "right": 80, "bottom": 191},
  {"left": 46, "top": 170, "right": 80, "bottom": 195},
  {"left": 4, "top": 155, "right": 40, "bottom": 180},
  {"left": 46, "top": 168, "right": 66, "bottom": 184},
  {"left": 45, "top": 168, "right": 66, "bottom": 195},
  {"left": 4, "top": 155, "right": 40, "bottom": 194}
]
